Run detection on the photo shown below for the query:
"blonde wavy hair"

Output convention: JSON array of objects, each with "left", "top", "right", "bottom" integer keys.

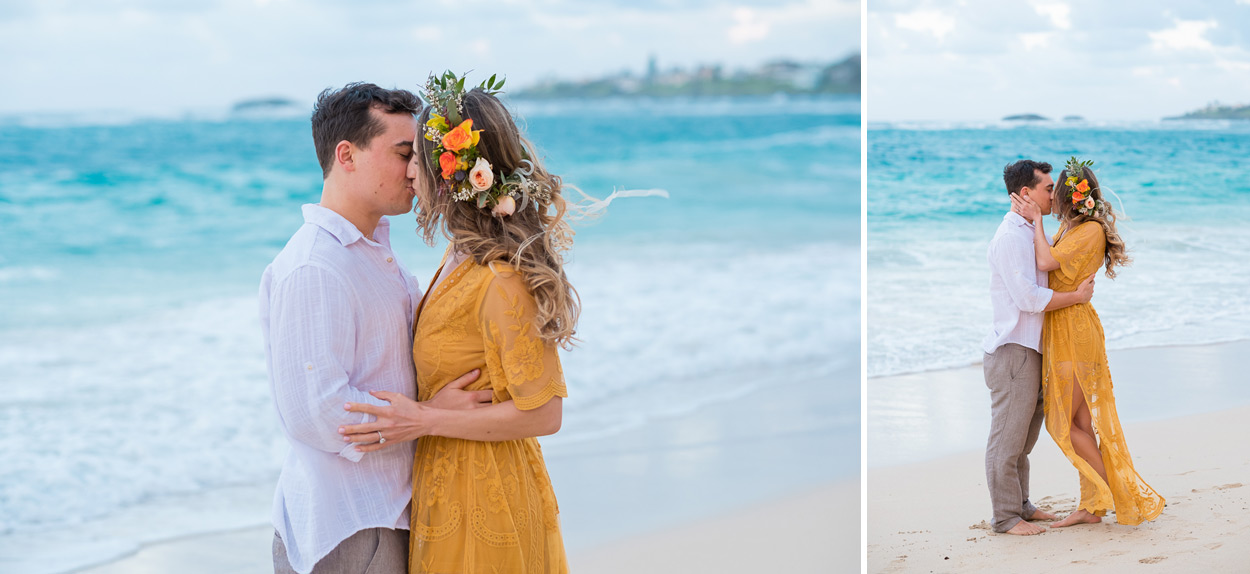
[
  {"left": 1053, "top": 167, "right": 1131, "bottom": 279},
  {"left": 413, "top": 88, "right": 580, "bottom": 348}
]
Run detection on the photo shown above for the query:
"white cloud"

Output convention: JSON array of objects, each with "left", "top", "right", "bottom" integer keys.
[
  {"left": 0, "top": 1, "right": 857, "bottom": 115},
  {"left": 1021, "top": 32, "right": 1050, "bottom": 50},
  {"left": 412, "top": 26, "right": 441, "bottom": 42},
  {"left": 893, "top": 9, "right": 956, "bottom": 41},
  {"left": 727, "top": 8, "right": 770, "bottom": 44},
  {"left": 1149, "top": 20, "right": 1218, "bottom": 52},
  {"left": 1215, "top": 59, "right": 1250, "bottom": 72},
  {"left": 1031, "top": 2, "right": 1070, "bottom": 29}
]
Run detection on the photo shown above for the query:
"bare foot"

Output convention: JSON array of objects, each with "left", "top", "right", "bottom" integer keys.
[
  {"left": 1028, "top": 509, "right": 1058, "bottom": 521},
  {"left": 1004, "top": 520, "right": 1046, "bottom": 535},
  {"left": 1052, "top": 509, "right": 1102, "bottom": 528}
]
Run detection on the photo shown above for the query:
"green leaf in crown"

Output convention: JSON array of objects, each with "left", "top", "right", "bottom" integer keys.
[{"left": 420, "top": 70, "right": 546, "bottom": 217}]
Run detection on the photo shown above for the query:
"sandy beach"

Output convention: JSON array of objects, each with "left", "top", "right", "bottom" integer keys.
[
  {"left": 70, "top": 357, "right": 859, "bottom": 574},
  {"left": 571, "top": 479, "right": 859, "bottom": 574},
  {"left": 78, "top": 479, "right": 858, "bottom": 574},
  {"left": 868, "top": 343, "right": 1250, "bottom": 573}
]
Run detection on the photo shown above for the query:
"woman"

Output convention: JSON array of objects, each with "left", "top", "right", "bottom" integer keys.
[
  {"left": 1012, "top": 157, "right": 1164, "bottom": 527},
  {"left": 344, "top": 73, "right": 574, "bottom": 573}
]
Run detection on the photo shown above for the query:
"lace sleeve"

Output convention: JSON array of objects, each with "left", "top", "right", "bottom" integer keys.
[
  {"left": 1050, "top": 222, "right": 1103, "bottom": 282},
  {"left": 478, "top": 266, "right": 568, "bottom": 411}
]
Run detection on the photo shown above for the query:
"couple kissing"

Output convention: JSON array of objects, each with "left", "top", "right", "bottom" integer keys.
[{"left": 982, "top": 158, "right": 1165, "bottom": 535}]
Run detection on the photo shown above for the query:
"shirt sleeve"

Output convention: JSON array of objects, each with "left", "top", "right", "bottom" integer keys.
[
  {"left": 263, "top": 265, "right": 390, "bottom": 461},
  {"left": 989, "top": 234, "right": 1054, "bottom": 314},
  {"left": 478, "top": 266, "right": 568, "bottom": 411},
  {"left": 1050, "top": 222, "right": 1103, "bottom": 283}
]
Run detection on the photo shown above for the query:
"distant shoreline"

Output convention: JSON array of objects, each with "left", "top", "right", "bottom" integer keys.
[
  {"left": 512, "top": 54, "right": 860, "bottom": 99},
  {"left": 1166, "top": 103, "right": 1250, "bottom": 120}
]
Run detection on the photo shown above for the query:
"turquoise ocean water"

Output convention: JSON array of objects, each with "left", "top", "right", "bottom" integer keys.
[
  {"left": 0, "top": 96, "right": 859, "bottom": 571},
  {"left": 868, "top": 121, "right": 1250, "bottom": 464}
]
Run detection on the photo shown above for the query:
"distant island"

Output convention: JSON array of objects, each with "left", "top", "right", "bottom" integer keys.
[
  {"left": 513, "top": 54, "right": 859, "bottom": 99},
  {"left": 1166, "top": 102, "right": 1250, "bottom": 120},
  {"left": 231, "top": 97, "right": 304, "bottom": 117},
  {"left": 1003, "top": 114, "right": 1048, "bottom": 121}
]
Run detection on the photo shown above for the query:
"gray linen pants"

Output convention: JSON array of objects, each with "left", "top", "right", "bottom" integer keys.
[
  {"left": 273, "top": 528, "right": 409, "bottom": 574},
  {"left": 983, "top": 343, "right": 1045, "bottom": 533}
]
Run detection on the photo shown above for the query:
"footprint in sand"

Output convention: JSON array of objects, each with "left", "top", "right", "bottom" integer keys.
[
  {"left": 1192, "top": 483, "right": 1243, "bottom": 494},
  {"left": 1206, "top": 543, "right": 1223, "bottom": 550},
  {"left": 1140, "top": 556, "right": 1167, "bottom": 564}
]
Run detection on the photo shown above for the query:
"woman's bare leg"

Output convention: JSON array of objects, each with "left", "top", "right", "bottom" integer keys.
[
  {"left": 1067, "top": 380, "right": 1108, "bottom": 484},
  {"left": 1053, "top": 378, "right": 1105, "bottom": 527}
]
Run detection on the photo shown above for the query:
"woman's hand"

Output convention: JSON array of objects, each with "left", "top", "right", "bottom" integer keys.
[
  {"left": 337, "top": 369, "right": 491, "bottom": 452},
  {"left": 1010, "top": 193, "right": 1043, "bottom": 223},
  {"left": 339, "top": 393, "right": 436, "bottom": 452}
]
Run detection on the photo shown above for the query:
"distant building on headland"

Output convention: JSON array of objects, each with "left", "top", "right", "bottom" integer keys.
[{"left": 515, "top": 54, "right": 860, "bottom": 99}]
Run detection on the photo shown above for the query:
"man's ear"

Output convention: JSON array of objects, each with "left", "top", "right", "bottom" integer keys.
[{"left": 335, "top": 140, "right": 355, "bottom": 173}]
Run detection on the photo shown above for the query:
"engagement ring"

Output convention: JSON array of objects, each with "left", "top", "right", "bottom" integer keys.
[{"left": 377, "top": 431, "right": 386, "bottom": 444}]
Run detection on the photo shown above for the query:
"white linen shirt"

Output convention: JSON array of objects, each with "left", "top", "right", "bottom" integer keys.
[
  {"left": 259, "top": 204, "right": 421, "bottom": 574},
  {"left": 982, "top": 212, "right": 1054, "bottom": 354}
]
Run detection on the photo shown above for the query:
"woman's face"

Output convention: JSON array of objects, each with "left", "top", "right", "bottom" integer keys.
[{"left": 406, "top": 131, "right": 434, "bottom": 208}]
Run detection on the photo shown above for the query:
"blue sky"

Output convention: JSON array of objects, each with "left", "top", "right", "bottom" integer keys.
[
  {"left": 869, "top": 0, "right": 1250, "bottom": 121},
  {"left": 0, "top": 0, "right": 858, "bottom": 116}
]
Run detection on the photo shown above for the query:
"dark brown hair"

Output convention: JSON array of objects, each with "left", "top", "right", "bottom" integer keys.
[
  {"left": 1003, "top": 159, "right": 1052, "bottom": 196},
  {"left": 1053, "top": 167, "right": 1131, "bottom": 278},
  {"left": 413, "top": 88, "right": 580, "bottom": 347},
  {"left": 310, "top": 83, "right": 421, "bottom": 178}
]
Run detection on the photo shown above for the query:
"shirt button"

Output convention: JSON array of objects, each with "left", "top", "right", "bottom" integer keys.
[{"left": 386, "top": 257, "right": 394, "bottom": 263}]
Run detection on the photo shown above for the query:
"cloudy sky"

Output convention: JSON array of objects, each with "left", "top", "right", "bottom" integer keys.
[
  {"left": 0, "top": 0, "right": 858, "bottom": 116},
  {"left": 869, "top": 0, "right": 1250, "bottom": 121}
]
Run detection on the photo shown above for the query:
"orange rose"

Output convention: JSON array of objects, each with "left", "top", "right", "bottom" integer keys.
[
  {"left": 441, "top": 119, "right": 475, "bottom": 152},
  {"left": 1072, "top": 191, "right": 1085, "bottom": 202},
  {"left": 1075, "top": 179, "right": 1090, "bottom": 193},
  {"left": 439, "top": 152, "right": 457, "bottom": 180}
]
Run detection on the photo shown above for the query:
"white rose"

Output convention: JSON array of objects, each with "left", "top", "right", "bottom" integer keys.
[
  {"left": 491, "top": 194, "right": 516, "bottom": 217},
  {"left": 469, "top": 158, "right": 494, "bottom": 192}
]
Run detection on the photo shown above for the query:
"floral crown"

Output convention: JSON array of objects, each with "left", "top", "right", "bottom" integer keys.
[
  {"left": 1063, "top": 156, "right": 1103, "bottom": 217},
  {"left": 420, "top": 71, "right": 551, "bottom": 217}
]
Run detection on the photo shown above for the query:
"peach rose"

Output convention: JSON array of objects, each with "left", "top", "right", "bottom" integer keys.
[
  {"left": 442, "top": 119, "right": 475, "bottom": 152},
  {"left": 491, "top": 194, "right": 516, "bottom": 217},
  {"left": 469, "top": 158, "right": 494, "bottom": 192},
  {"left": 1085, "top": 198, "right": 1096, "bottom": 210},
  {"left": 439, "top": 152, "right": 457, "bottom": 180}
]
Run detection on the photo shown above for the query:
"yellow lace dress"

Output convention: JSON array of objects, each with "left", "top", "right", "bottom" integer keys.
[
  {"left": 1041, "top": 221, "right": 1164, "bottom": 525},
  {"left": 409, "top": 255, "right": 569, "bottom": 573}
]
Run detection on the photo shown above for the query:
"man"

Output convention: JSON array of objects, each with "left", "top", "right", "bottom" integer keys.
[
  {"left": 982, "top": 159, "right": 1095, "bottom": 536},
  {"left": 259, "top": 83, "right": 489, "bottom": 574}
]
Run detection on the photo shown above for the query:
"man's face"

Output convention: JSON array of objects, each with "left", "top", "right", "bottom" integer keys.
[
  {"left": 353, "top": 109, "right": 419, "bottom": 216},
  {"left": 1024, "top": 170, "right": 1054, "bottom": 216}
]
